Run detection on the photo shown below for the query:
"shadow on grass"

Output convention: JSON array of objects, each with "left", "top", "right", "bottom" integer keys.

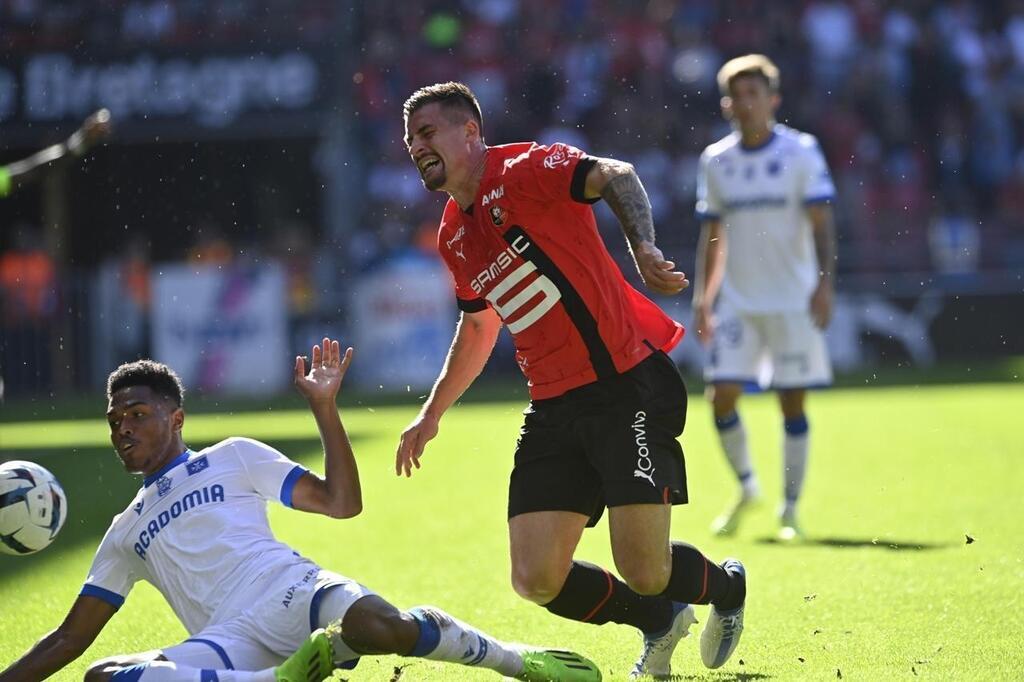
[
  {"left": 0, "top": 437, "right": 337, "bottom": 583},
  {"left": 756, "top": 536, "right": 954, "bottom": 551}
]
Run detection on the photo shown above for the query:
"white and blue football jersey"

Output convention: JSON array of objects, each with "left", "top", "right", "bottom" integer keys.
[
  {"left": 695, "top": 124, "right": 836, "bottom": 313},
  {"left": 81, "top": 437, "right": 313, "bottom": 635}
]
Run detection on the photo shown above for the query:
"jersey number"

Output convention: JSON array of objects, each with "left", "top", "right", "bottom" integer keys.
[{"left": 486, "top": 261, "right": 561, "bottom": 333}]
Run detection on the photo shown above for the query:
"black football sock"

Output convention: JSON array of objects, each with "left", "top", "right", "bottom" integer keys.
[
  {"left": 660, "top": 542, "right": 745, "bottom": 610},
  {"left": 543, "top": 561, "right": 675, "bottom": 634}
]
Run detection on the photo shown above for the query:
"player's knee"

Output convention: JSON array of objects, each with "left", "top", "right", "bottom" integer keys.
[
  {"left": 778, "top": 390, "right": 805, "bottom": 418},
  {"left": 619, "top": 563, "right": 670, "bottom": 596},
  {"left": 511, "top": 564, "right": 567, "bottom": 604},
  {"left": 709, "top": 385, "right": 741, "bottom": 415},
  {"left": 344, "top": 606, "right": 419, "bottom": 655}
]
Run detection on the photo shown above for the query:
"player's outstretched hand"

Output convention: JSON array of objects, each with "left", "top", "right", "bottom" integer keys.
[
  {"left": 395, "top": 413, "right": 439, "bottom": 477},
  {"left": 294, "top": 337, "right": 353, "bottom": 405},
  {"left": 634, "top": 242, "right": 690, "bottom": 295}
]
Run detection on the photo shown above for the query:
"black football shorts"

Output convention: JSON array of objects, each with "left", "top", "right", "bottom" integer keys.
[{"left": 508, "top": 350, "right": 688, "bottom": 527}]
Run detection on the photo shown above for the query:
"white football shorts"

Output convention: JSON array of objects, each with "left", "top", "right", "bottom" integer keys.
[
  {"left": 162, "top": 563, "right": 375, "bottom": 671},
  {"left": 704, "top": 305, "right": 832, "bottom": 390}
]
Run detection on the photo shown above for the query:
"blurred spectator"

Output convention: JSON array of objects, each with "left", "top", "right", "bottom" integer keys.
[
  {"left": 349, "top": 0, "right": 1024, "bottom": 278},
  {"left": 0, "top": 225, "right": 56, "bottom": 394},
  {"left": 1, "top": 0, "right": 1021, "bottom": 284},
  {"left": 95, "top": 235, "right": 151, "bottom": 365},
  {"left": 0, "top": 0, "right": 341, "bottom": 49},
  {"left": 187, "top": 221, "right": 234, "bottom": 267}
]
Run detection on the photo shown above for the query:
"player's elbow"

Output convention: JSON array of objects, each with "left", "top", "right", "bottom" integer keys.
[{"left": 326, "top": 498, "right": 362, "bottom": 519}]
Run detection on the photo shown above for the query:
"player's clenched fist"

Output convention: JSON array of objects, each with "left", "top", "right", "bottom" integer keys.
[{"left": 633, "top": 242, "right": 690, "bottom": 296}]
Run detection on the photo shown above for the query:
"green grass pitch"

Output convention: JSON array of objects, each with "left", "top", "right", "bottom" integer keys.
[{"left": 2, "top": 383, "right": 1023, "bottom": 680}]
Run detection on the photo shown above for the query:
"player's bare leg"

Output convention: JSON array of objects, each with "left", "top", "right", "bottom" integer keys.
[
  {"left": 777, "top": 388, "right": 809, "bottom": 541},
  {"left": 510, "top": 510, "right": 686, "bottom": 673},
  {"left": 320, "top": 592, "right": 600, "bottom": 680},
  {"left": 509, "top": 511, "right": 589, "bottom": 605},
  {"left": 609, "top": 503, "right": 744, "bottom": 676},
  {"left": 708, "top": 382, "right": 761, "bottom": 535}
]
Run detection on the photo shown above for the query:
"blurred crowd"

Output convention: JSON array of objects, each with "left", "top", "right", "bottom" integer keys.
[
  {"left": 4, "top": 0, "right": 1024, "bottom": 396},
  {"left": 352, "top": 0, "right": 1024, "bottom": 276},
  {"left": 0, "top": 0, "right": 338, "bottom": 49}
]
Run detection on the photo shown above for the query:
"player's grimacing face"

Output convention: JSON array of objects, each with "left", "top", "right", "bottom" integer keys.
[
  {"left": 106, "top": 386, "right": 183, "bottom": 475},
  {"left": 723, "top": 75, "right": 778, "bottom": 129},
  {"left": 405, "top": 102, "right": 472, "bottom": 191}
]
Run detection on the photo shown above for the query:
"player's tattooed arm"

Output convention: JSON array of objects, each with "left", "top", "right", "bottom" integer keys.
[
  {"left": 592, "top": 160, "right": 656, "bottom": 248},
  {"left": 584, "top": 157, "right": 688, "bottom": 295}
]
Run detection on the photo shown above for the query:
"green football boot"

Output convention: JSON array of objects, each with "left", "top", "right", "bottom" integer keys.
[
  {"left": 517, "top": 648, "right": 602, "bottom": 681},
  {"left": 275, "top": 628, "right": 334, "bottom": 682}
]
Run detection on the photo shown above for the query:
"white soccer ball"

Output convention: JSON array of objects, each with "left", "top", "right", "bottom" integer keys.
[{"left": 0, "top": 460, "right": 68, "bottom": 555}]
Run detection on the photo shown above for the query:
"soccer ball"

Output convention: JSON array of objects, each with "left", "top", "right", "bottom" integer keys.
[{"left": 0, "top": 460, "right": 68, "bottom": 555}]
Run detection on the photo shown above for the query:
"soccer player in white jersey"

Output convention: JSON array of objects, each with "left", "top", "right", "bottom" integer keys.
[
  {"left": 0, "top": 338, "right": 600, "bottom": 682},
  {"left": 692, "top": 55, "right": 838, "bottom": 541}
]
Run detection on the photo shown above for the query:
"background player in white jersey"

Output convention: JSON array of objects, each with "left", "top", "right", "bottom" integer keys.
[
  {"left": 692, "top": 55, "right": 838, "bottom": 541},
  {"left": 0, "top": 338, "right": 600, "bottom": 682}
]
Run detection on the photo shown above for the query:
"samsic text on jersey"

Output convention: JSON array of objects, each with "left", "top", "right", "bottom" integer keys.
[{"left": 437, "top": 142, "right": 684, "bottom": 400}]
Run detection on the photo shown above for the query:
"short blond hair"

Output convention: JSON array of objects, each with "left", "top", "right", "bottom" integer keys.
[{"left": 717, "top": 54, "right": 780, "bottom": 97}]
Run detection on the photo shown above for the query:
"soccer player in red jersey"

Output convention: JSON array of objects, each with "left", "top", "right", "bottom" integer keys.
[{"left": 396, "top": 82, "right": 747, "bottom": 676}]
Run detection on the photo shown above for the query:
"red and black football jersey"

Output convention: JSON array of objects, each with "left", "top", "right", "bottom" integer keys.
[{"left": 437, "top": 142, "right": 684, "bottom": 400}]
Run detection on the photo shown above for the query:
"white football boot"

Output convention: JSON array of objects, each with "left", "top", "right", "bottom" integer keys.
[
  {"left": 629, "top": 602, "right": 698, "bottom": 679},
  {"left": 699, "top": 558, "right": 746, "bottom": 669}
]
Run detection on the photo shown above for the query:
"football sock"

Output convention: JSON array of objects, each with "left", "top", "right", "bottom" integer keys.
[
  {"left": 715, "top": 412, "right": 758, "bottom": 498},
  {"left": 110, "top": 662, "right": 274, "bottom": 681},
  {"left": 660, "top": 542, "right": 745, "bottom": 611},
  {"left": 543, "top": 560, "right": 675, "bottom": 634},
  {"left": 407, "top": 605, "right": 525, "bottom": 677},
  {"left": 783, "top": 415, "right": 809, "bottom": 516}
]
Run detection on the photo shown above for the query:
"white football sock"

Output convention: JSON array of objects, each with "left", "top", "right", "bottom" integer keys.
[
  {"left": 123, "top": 661, "right": 274, "bottom": 682},
  {"left": 782, "top": 416, "right": 810, "bottom": 516},
  {"left": 715, "top": 413, "right": 759, "bottom": 498},
  {"left": 408, "top": 606, "right": 525, "bottom": 677}
]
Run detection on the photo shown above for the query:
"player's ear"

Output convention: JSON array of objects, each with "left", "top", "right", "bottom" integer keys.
[
  {"left": 464, "top": 118, "right": 481, "bottom": 143},
  {"left": 171, "top": 407, "right": 185, "bottom": 434},
  {"left": 720, "top": 96, "right": 733, "bottom": 119}
]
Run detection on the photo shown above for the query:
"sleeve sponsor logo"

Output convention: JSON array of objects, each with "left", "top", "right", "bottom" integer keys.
[
  {"left": 445, "top": 225, "right": 465, "bottom": 249},
  {"left": 542, "top": 146, "right": 572, "bottom": 169}
]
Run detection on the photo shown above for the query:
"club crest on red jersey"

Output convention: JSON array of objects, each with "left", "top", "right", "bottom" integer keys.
[{"left": 489, "top": 204, "right": 508, "bottom": 226}]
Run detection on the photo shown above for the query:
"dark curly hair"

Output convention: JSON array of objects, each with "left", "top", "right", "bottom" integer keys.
[{"left": 106, "top": 359, "right": 185, "bottom": 407}]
